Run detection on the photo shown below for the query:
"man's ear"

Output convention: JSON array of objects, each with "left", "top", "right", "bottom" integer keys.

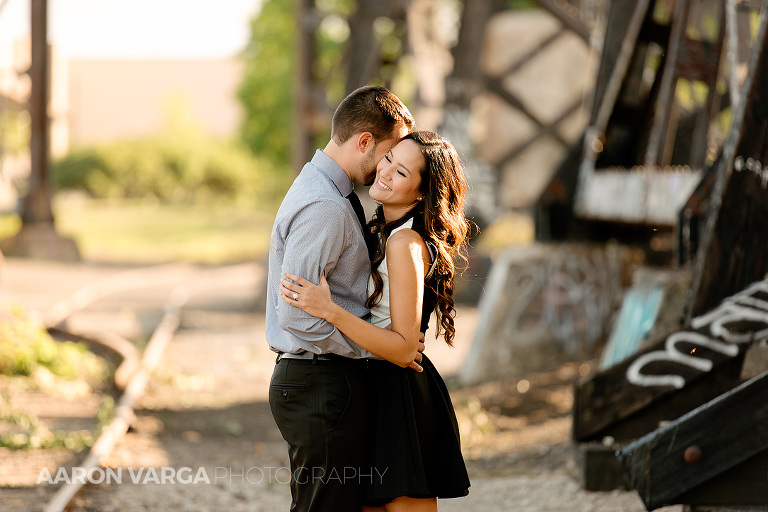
[{"left": 356, "top": 132, "right": 374, "bottom": 154}]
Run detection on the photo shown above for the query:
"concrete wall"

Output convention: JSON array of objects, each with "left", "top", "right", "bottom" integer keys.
[
  {"left": 459, "top": 242, "right": 643, "bottom": 384},
  {"left": 477, "top": 10, "right": 593, "bottom": 210}
]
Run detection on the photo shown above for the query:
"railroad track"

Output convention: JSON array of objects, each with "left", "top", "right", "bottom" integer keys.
[{"left": 13, "top": 262, "right": 265, "bottom": 512}]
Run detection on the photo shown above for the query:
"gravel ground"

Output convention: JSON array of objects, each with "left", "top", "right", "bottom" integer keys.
[{"left": 0, "top": 258, "right": 681, "bottom": 512}]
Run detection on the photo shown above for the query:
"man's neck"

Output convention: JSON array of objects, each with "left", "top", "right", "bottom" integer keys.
[{"left": 323, "top": 140, "right": 355, "bottom": 184}]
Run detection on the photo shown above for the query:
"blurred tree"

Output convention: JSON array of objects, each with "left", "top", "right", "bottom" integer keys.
[
  {"left": 238, "top": 0, "right": 547, "bottom": 177},
  {"left": 238, "top": 0, "right": 295, "bottom": 171},
  {"left": 343, "top": 0, "right": 408, "bottom": 93},
  {"left": 238, "top": 0, "right": 412, "bottom": 173}
]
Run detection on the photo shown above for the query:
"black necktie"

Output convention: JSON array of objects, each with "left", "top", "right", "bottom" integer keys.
[{"left": 346, "top": 191, "right": 373, "bottom": 256}]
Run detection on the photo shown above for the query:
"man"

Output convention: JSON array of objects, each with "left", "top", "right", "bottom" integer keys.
[{"left": 266, "top": 86, "right": 416, "bottom": 511}]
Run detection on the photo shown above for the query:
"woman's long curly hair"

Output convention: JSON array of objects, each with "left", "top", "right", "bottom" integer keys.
[{"left": 366, "top": 131, "right": 469, "bottom": 346}]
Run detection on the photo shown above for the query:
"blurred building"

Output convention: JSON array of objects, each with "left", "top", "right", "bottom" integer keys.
[
  {"left": 68, "top": 57, "right": 243, "bottom": 145},
  {"left": 0, "top": 37, "right": 244, "bottom": 210}
]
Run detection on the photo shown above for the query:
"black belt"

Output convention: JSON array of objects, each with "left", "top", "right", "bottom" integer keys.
[{"left": 275, "top": 351, "right": 351, "bottom": 363}]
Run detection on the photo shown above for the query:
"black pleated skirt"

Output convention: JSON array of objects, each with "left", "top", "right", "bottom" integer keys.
[{"left": 365, "top": 354, "right": 470, "bottom": 506}]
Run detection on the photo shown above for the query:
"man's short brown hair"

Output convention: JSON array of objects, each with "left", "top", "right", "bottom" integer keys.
[{"left": 331, "top": 86, "right": 415, "bottom": 145}]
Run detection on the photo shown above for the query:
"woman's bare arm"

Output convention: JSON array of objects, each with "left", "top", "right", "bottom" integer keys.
[{"left": 280, "top": 229, "right": 429, "bottom": 368}]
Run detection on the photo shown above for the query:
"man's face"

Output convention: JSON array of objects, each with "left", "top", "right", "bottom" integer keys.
[{"left": 357, "top": 122, "right": 409, "bottom": 186}]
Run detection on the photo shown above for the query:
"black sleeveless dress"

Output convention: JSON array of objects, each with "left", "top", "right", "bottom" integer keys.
[{"left": 364, "top": 243, "right": 470, "bottom": 506}]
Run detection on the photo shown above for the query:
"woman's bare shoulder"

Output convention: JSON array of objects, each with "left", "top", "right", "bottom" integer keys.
[
  {"left": 387, "top": 227, "right": 425, "bottom": 247},
  {"left": 386, "top": 228, "right": 430, "bottom": 265}
]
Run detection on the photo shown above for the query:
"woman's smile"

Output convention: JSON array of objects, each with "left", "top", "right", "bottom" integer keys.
[{"left": 376, "top": 178, "right": 392, "bottom": 191}]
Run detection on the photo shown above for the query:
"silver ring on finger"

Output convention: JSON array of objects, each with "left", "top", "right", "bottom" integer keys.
[{"left": 292, "top": 292, "right": 299, "bottom": 301}]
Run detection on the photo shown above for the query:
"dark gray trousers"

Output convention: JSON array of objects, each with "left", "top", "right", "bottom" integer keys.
[{"left": 269, "top": 356, "right": 369, "bottom": 512}]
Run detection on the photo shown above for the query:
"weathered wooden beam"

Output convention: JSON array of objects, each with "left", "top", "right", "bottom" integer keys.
[
  {"left": 573, "top": 278, "right": 768, "bottom": 442},
  {"left": 678, "top": 162, "right": 717, "bottom": 265},
  {"left": 591, "top": 0, "right": 651, "bottom": 139},
  {"left": 685, "top": 0, "right": 768, "bottom": 320},
  {"left": 675, "top": 448, "right": 768, "bottom": 507},
  {"left": 617, "top": 370, "right": 768, "bottom": 510},
  {"left": 678, "top": 1, "right": 760, "bottom": 265},
  {"left": 580, "top": 442, "right": 630, "bottom": 491},
  {"left": 587, "top": 0, "right": 639, "bottom": 125},
  {"left": 725, "top": 0, "right": 742, "bottom": 109},
  {"left": 575, "top": 166, "right": 702, "bottom": 226},
  {"left": 688, "top": 21, "right": 726, "bottom": 170},
  {"left": 577, "top": 0, "right": 653, "bottom": 215},
  {"left": 535, "top": 0, "right": 656, "bottom": 239},
  {"left": 644, "top": 0, "right": 692, "bottom": 168}
]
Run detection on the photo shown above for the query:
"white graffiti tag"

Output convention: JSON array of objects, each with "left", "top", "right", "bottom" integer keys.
[{"left": 627, "top": 280, "right": 768, "bottom": 388}]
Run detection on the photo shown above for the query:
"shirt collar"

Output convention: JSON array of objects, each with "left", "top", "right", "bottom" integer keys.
[{"left": 311, "top": 149, "right": 353, "bottom": 197}]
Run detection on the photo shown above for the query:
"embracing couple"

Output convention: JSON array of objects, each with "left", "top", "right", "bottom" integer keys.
[{"left": 266, "top": 85, "right": 470, "bottom": 512}]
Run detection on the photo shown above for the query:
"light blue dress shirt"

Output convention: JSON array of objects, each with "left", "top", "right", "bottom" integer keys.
[{"left": 266, "top": 149, "right": 373, "bottom": 358}]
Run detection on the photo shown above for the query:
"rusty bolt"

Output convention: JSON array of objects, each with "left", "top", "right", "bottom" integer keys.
[{"left": 684, "top": 445, "right": 703, "bottom": 465}]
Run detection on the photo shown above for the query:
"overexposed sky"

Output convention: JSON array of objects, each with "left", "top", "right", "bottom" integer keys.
[{"left": 0, "top": 0, "right": 262, "bottom": 59}]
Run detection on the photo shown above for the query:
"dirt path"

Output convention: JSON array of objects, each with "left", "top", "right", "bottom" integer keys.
[{"left": 0, "top": 258, "right": 678, "bottom": 511}]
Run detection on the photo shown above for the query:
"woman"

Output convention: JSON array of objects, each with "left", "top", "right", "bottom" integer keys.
[{"left": 280, "top": 131, "right": 471, "bottom": 511}]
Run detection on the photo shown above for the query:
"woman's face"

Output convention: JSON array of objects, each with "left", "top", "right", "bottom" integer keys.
[{"left": 369, "top": 139, "right": 424, "bottom": 218}]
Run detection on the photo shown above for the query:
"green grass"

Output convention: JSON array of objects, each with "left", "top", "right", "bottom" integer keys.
[{"left": 0, "top": 194, "right": 280, "bottom": 264}]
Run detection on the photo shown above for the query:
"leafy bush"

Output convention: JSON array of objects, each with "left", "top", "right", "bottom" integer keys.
[
  {"left": 0, "top": 393, "right": 96, "bottom": 451},
  {"left": 0, "top": 310, "right": 109, "bottom": 385},
  {"left": 0, "top": 311, "right": 115, "bottom": 451},
  {"left": 52, "top": 134, "right": 290, "bottom": 205}
]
